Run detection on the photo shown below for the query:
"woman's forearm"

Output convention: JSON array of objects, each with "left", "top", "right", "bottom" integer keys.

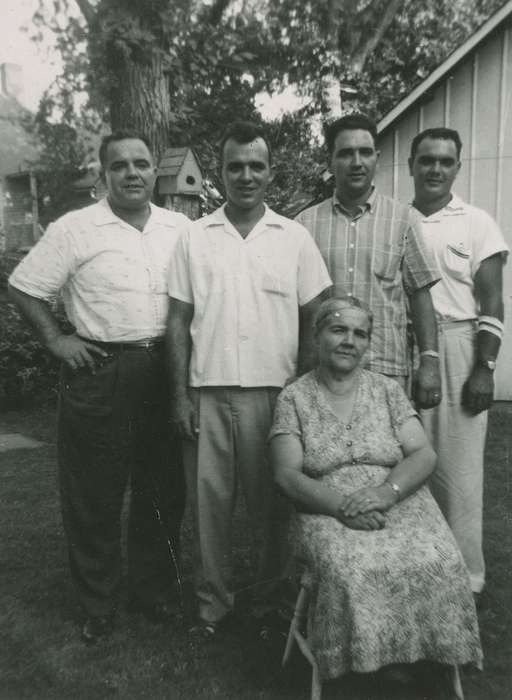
[
  {"left": 384, "top": 445, "right": 436, "bottom": 501},
  {"left": 275, "top": 467, "right": 342, "bottom": 517}
]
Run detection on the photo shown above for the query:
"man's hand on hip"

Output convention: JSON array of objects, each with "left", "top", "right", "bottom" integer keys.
[
  {"left": 47, "top": 333, "right": 108, "bottom": 372},
  {"left": 462, "top": 366, "right": 494, "bottom": 415},
  {"left": 171, "top": 393, "right": 199, "bottom": 441},
  {"left": 413, "top": 356, "right": 442, "bottom": 409}
]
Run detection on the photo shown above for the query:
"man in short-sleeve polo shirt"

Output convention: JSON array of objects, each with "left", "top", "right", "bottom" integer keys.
[
  {"left": 8, "top": 131, "right": 188, "bottom": 643},
  {"left": 409, "top": 127, "right": 509, "bottom": 595},
  {"left": 297, "top": 113, "right": 442, "bottom": 409},
  {"left": 167, "top": 121, "right": 331, "bottom": 629}
]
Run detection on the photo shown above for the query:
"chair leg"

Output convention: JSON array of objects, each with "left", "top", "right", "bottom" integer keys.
[
  {"left": 311, "top": 660, "right": 322, "bottom": 700},
  {"left": 282, "top": 586, "right": 308, "bottom": 666},
  {"left": 282, "top": 584, "right": 323, "bottom": 700},
  {"left": 449, "top": 665, "right": 464, "bottom": 700}
]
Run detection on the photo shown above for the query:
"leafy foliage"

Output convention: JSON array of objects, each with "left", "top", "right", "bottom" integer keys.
[
  {"left": 260, "top": 0, "right": 507, "bottom": 118},
  {"left": 29, "top": 0, "right": 506, "bottom": 200},
  {"left": 0, "top": 297, "right": 60, "bottom": 409}
]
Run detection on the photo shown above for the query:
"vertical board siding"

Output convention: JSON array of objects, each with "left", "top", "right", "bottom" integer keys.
[
  {"left": 469, "top": 54, "right": 478, "bottom": 202},
  {"left": 421, "top": 83, "right": 446, "bottom": 126},
  {"left": 495, "top": 25, "right": 512, "bottom": 398},
  {"left": 444, "top": 79, "right": 451, "bottom": 126},
  {"left": 449, "top": 62, "right": 473, "bottom": 200},
  {"left": 472, "top": 33, "right": 501, "bottom": 217},
  {"left": 376, "top": 129, "right": 395, "bottom": 197},
  {"left": 395, "top": 109, "right": 419, "bottom": 202}
]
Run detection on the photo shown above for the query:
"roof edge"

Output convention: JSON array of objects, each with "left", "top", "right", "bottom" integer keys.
[{"left": 377, "top": 0, "right": 512, "bottom": 134}]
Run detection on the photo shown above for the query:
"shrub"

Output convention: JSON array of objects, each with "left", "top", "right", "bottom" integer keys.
[{"left": 0, "top": 296, "right": 60, "bottom": 410}]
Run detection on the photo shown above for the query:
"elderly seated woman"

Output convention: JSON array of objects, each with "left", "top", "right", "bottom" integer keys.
[{"left": 269, "top": 296, "right": 482, "bottom": 685}]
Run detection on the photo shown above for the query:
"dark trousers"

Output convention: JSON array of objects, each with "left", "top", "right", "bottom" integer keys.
[{"left": 57, "top": 345, "right": 184, "bottom": 618}]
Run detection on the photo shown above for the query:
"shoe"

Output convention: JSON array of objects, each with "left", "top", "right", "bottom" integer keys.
[
  {"left": 189, "top": 618, "right": 220, "bottom": 639},
  {"left": 188, "top": 612, "right": 235, "bottom": 640},
  {"left": 256, "top": 608, "right": 291, "bottom": 642},
  {"left": 81, "top": 616, "right": 113, "bottom": 644},
  {"left": 127, "top": 599, "right": 180, "bottom": 623}
]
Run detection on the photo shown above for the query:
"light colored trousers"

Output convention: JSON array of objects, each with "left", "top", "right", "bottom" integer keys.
[
  {"left": 183, "top": 386, "right": 290, "bottom": 623},
  {"left": 421, "top": 321, "right": 487, "bottom": 593}
]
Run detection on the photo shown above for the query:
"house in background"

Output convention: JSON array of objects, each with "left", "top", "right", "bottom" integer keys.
[
  {"left": 375, "top": 0, "right": 512, "bottom": 399},
  {"left": 0, "top": 63, "right": 41, "bottom": 252}
]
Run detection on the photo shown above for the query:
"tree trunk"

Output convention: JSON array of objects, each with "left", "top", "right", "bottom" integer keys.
[{"left": 108, "top": 51, "right": 171, "bottom": 161}]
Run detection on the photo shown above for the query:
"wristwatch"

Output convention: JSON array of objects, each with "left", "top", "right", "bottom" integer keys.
[{"left": 479, "top": 358, "right": 497, "bottom": 371}]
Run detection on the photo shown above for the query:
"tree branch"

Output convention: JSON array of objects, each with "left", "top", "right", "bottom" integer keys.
[
  {"left": 208, "top": 0, "right": 232, "bottom": 26},
  {"left": 351, "top": 0, "right": 402, "bottom": 73},
  {"left": 73, "top": 0, "right": 96, "bottom": 25}
]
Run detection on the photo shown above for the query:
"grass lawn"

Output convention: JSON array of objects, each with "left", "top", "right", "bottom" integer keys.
[{"left": 1, "top": 402, "right": 511, "bottom": 700}]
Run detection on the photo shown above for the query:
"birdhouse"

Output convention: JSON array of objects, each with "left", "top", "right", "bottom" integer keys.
[{"left": 157, "top": 147, "right": 203, "bottom": 220}]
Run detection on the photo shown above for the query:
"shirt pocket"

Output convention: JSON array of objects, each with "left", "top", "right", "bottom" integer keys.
[
  {"left": 253, "top": 254, "right": 294, "bottom": 297},
  {"left": 372, "top": 244, "right": 402, "bottom": 283},
  {"left": 442, "top": 243, "right": 471, "bottom": 280}
]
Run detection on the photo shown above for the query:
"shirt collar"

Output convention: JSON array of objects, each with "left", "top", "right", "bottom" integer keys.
[
  {"left": 443, "top": 193, "right": 466, "bottom": 212},
  {"left": 414, "top": 192, "right": 467, "bottom": 221},
  {"left": 93, "top": 197, "right": 173, "bottom": 229},
  {"left": 332, "top": 186, "right": 376, "bottom": 217},
  {"left": 205, "top": 203, "right": 284, "bottom": 231}
]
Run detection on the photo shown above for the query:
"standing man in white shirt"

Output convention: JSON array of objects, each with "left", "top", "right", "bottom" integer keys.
[
  {"left": 8, "top": 131, "right": 189, "bottom": 643},
  {"left": 409, "top": 127, "right": 509, "bottom": 596},
  {"left": 166, "top": 121, "right": 331, "bottom": 635}
]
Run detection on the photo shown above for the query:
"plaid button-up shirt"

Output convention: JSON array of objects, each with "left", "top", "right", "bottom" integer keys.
[{"left": 296, "top": 189, "right": 439, "bottom": 376}]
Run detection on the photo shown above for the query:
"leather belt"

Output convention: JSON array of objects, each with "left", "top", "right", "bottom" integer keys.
[{"left": 79, "top": 336, "right": 165, "bottom": 352}]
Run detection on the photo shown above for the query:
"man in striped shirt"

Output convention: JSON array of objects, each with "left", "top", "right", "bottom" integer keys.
[{"left": 297, "top": 113, "right": 442, "bottom": 407}]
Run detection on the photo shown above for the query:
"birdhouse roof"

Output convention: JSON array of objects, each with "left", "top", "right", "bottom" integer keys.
[{"left": 157, "top": 147, "right": 202, "bottom": 177}]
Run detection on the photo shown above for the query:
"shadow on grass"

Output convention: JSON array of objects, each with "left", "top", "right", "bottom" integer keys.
[{"left": 1, "top": 403, "right": 511, "bottom": 699}]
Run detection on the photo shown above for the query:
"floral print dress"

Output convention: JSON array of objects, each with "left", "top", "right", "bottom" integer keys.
[{"left": 269, "top": 369, "right": 483, "bottom": 680}]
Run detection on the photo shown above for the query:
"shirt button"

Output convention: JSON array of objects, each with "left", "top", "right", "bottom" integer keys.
[
  {"left": 349, "top": 243, "right": 355, "bottom": 248},
  {"left": 239, "top": 335, "right": 248, "bottom": 341},
  {"left": 350, "top": 222, "right": 356, "bottom": 227},
  {"left": 346, "top": 424, "right": 352, "bottom": 430},
  {"left": 346, "top": 440, "right": 353, "bottom": 447},
  {"left": 348, "top": 268, "right": 353, "bottom": 273}
]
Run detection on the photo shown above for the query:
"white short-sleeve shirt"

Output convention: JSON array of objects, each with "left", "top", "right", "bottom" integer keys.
[
  {"left": 9, "top": 198, "right": 190, "bottom": 341},
  {"left": 415, "top": 194, "right": 509, "bottom": 321},
  {"left": 168, "top": 204, "right": 332, "bottom": 388}
]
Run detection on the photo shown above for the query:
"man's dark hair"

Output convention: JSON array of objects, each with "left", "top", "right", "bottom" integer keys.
[
  {"left": 325, "top": 113, "right": 378, "bottom": 155},
  {"left": 218, "top": 120, "right": 272, "bottom": 166},
  {"left": 99, "top": 130, "right": 153, "bottom": 169},
  {"left": 410, "top": 127, "right": 463, "bottom": 161}
]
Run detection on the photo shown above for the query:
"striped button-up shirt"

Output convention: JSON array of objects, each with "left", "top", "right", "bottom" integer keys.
[{"left": 296, "top": 190, "right": 439, "bottom": 376}]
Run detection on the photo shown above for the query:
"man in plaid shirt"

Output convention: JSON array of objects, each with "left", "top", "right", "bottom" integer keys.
[{"left": 297, "top": 113, "right": 442, "bottom": 408}]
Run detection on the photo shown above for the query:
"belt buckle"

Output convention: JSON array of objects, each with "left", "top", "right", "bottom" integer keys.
[{"left": 142, "top": 340, "right": 152, "bottom": 350}]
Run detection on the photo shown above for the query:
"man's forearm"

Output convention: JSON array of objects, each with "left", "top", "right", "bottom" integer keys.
[
  {"left": 165, "top": 307, "right": 192, "bottom": 398},
  {"left": 474, "top": 254, "right": 505, "bottom": 364},
  {"left": 8, "top": 284, "right": 62, "bottom": 347},
  {"left": 409, "top": 286, "right": 438, "bottom": 351}
]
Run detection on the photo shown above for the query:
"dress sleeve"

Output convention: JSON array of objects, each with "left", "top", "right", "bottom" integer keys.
[
  {"left": 385, "top": 379, "right": 418, "bottom": 432},
  {"left": 268, "top": 386, "right": 303, "bottom": 441}
]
